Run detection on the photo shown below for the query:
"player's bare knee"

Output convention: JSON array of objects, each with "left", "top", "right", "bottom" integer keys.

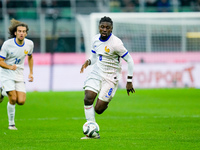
[
  {"left": 95, "top": 107, "right": 104, "bottom": 114},
  {"left": 84, "top": 97, "right": 94, "bottom": 105},
  {"left": 95, "top": 109, "right": 103, "bottom": 114},
  {"left": 17, "top": 97, "right": 26, "bottom": 105},
  {"left": 18, "top": 102, "right": 25, "bottom": 105},
  {"left": 9, "top": 96, "right": 17, "bottom": 104},
  {"left": 84, "top": 94, "right": 95, "bottom": 105},
  {"left": 9, "top": 99, "right": 16, "bottom": 104},
  {"left": 95, "top": 105, "right": 106, "bottom": 114},
  {"left": 84, "top": 90, "right": 96, "bottom": 105},
  {"left": 17, "top": 101, "right": 25, "bottom": 105}
]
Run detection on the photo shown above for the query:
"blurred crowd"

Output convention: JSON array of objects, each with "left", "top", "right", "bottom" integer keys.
[
  {"left": 110, "top": 0, "right": 200, "bottom": 12},
  {"left": 0, "top": 0, "right": 70, "bottom": 8},
  {"left": 0, "top": 0, "right": 199, "bottom": 12}
]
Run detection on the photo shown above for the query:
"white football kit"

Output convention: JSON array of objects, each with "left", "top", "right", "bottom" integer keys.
[
  {"left": 0, "top": 38, "right": 34, "bottom": 92},
  {"left": 84, "top": 33, "right": 134, "bottom": 102}
]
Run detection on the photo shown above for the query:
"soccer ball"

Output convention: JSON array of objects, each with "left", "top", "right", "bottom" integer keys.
[{"left": 83, "top": 121, "right": 100, "bottom": 137}]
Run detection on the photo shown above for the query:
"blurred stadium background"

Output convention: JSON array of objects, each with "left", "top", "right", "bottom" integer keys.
[{"left": 0, "top": 0, "right": 200, "bottom": 91}]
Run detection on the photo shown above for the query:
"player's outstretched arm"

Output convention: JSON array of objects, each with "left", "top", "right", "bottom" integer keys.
[{"left": 80, "top": 59, "right": 91, "bottom": 73}]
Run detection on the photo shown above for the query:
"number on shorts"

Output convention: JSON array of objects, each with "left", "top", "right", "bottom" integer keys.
[
  {"left": 108, "top": 88, "right": 113, "bottom": 96},
  {"left": 99, "top": 55, "right": 102, "bottom": 61}
]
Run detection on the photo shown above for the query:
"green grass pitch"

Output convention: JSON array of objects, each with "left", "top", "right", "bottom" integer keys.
[{"left": 0, "top": 88, "right": 200, "bottom": 150}]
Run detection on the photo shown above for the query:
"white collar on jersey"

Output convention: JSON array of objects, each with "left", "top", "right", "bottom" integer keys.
[{"left": 14, "top": 38, "right": 25, "bottom": 47}]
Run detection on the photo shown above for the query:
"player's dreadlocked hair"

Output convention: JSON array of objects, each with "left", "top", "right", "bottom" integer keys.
[
  {"left": 8, "top": 18, "right": 29, "bottom": 38},
  {"left": 99, "top": 16, "right": 113, "bottom": 26}
]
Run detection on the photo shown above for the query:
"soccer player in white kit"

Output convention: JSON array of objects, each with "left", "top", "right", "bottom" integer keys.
[
  {"left": 80, "top": 16, "right": 135, "bottom": 139},
  {"left": 0, "top": 19, "right": 34, "bottom": 130}
]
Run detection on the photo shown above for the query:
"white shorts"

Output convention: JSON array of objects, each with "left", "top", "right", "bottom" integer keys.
[
  {"left": 1, "top": 80, "right": 26, "bottom": 93},
  {"left": 84, "top": 72, "right": 118, "bottom": 102}
]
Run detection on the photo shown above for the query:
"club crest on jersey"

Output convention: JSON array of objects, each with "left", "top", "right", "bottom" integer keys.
[
  {"left": 24, "top": 50, "right": 28, "bottom": 55},
  {"left": 105, "top": 46, "right": 110, "bottom": 53}
]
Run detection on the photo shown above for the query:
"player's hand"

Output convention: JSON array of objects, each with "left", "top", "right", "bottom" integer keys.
[
  {"left": 80, "top": 60, "right": 90, "bottom": 73},
  {"left": 28, "top": 74, "right": 34, "bottom": 82},
  {"left": 126, "top": 82, "right": 135, "bottom": 96},
  {"left": 10, "top": 64, "right": 17, "bottom": 70}
]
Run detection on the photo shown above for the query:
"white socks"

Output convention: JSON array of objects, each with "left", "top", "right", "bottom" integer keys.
[
  {"left": 7, "top": 102, "right": 16, "bottom": 126},
  {"left": 84, "top": 105, "right": 95, "bottom": 122}
]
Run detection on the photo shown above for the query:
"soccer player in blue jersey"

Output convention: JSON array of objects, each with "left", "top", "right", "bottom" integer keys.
[
  {"left": 0, "top": 19, "right": 34, "bottom": 130},
  {"left": 80, "top": 16, "right": 135, "bottom": 139}
]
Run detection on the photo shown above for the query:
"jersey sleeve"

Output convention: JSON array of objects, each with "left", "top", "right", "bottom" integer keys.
[
  {"left": 91, "top": 35, "right": 98, "bottom": 54},
  {"left": 89, "top": 35, "right": 98, "bottom": 65},
  {"left": 114, "top": 38, "right": 128, "bottom": 58},
  {"left": 122, "top": 53, "right": 134, "bottom": 77},
  {"left": 0, "top": 42, "right": 8, "bottom": 59}
]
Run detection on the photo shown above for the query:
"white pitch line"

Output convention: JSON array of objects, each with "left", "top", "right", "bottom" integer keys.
[{"left": 9, "top": 115, "right": 200, "bottom": 122}]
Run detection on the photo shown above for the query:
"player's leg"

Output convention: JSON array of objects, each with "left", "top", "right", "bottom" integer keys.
[
  {"left": 83, "top": 73, "right": 101, "bottom": 122},
  {"left": 6, "top": 91, "right": 25, "bottom": 130},
  {"left": 81, "top": 73, "right": 101, "bottom": 139},
  {"left": 95, "top": 99, "right": 109, "bottom": 114},
  {"left": 15, "top": 81, "right": 26, "bottom": 105},
  {"left": 95, "top": 79, "right": 118, "bottom": 114},
  {"left": 6, "top": 81, "right": 26, "bottom": 130},
  {"left": 7, "top": 90, "right": 18, "bottom": 130},
  {"left": 81, "top": 89, "right": 100, "bottom": 139},
  {"left": 84, "top": 89, "right": 97, "bottom": 122},
  {"left": 16, "top": 91, "right": 26, "bottom": 105},
  {"left": 1, "top": 80, "right": 17, "bottom": 129}
]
